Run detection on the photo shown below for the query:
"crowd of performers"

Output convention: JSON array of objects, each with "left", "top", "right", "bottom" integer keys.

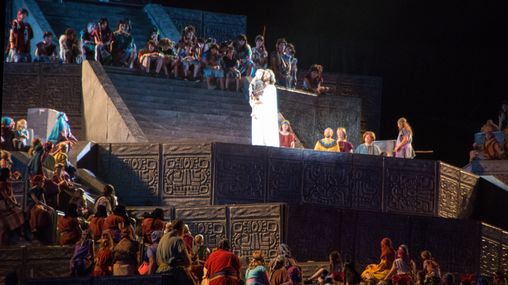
[
  {"left": 0, "top": 112, "right": 79, "bottom": 245},
  {"left": 311, "top": 118, "right": 415, "bottom": 158},
  {"left": 1, "top": 112, "right": 506, "bottom": 285},
  {"left": 6, "top": 8, "right": 330, "bottom": 95}
]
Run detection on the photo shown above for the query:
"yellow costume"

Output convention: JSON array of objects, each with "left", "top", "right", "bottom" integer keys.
[
  {"left": 53, "top": 151, "right": 68, "bottom": 167},
  {"left": 314, "top": 138, "right": 338, "bottom": 152},
  {"left": 361, "top": 258, "right": 392, "bottom": 281}
]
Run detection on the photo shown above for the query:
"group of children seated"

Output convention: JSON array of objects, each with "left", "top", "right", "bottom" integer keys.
[{"left": 6, "top": 7, "right": 332, "bottom": 95}]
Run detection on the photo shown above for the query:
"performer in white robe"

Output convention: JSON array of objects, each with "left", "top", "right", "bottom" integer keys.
[{"left": 250, "top": 69, "right": 280, "bottom": 147}]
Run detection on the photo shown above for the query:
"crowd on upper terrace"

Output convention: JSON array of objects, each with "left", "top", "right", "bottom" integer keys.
[{"left": 6, "top": 8, "right": 330, "bottom": 95}]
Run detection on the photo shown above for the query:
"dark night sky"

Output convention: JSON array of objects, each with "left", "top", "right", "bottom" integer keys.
[{"left": 161, "top": 0, "right": 507, "bottom": 166}]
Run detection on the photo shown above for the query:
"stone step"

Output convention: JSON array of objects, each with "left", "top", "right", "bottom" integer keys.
[
  {"left": 115, "top": 86, "right": 248, "bottom": 107},
  {"left": 108, "top": 73, "right": 247, "bottom": 99},
  {"left": 121, "top": 95, "right": 251, "bottom": 117},
  {"left": 105, "top": 66, "right": 251, "bottom": 92},
  {"left": 119, "top": 90, "right": 251, "bottom": 109},
  {"left": 135, "top": 117, "right": 251, "bottom": 138},
  {"left": 144, "top": 130, "right": 250, "bottom": 144},
  {"left": 130, "top": 108, "right": 251, "bottom": 130}
]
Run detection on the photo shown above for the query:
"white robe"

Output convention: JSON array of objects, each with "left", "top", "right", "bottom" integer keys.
[{"left": 251, "top": 84, "right": 280, "bottom": 147}]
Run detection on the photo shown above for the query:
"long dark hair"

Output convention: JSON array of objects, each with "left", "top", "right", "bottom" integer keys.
[{"left": 329, "top": 251, "right": 343, "bottom": 272}]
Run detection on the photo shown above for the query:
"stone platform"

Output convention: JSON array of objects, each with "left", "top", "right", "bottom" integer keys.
[{"left": 79, "top": 143, "right": 482, "bottom": 219}]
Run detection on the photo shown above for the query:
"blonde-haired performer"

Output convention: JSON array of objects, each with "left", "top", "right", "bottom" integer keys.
[
  {"left": 336, "top": 127, "right": 353, "bottom": 153},
  {"left": 394, "top": 117, "right": 415, "bottom": 158}
]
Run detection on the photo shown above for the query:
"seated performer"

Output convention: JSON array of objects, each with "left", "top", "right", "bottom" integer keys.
[
  {"left": 361, "top": 237, "right": 396, "bottom": 284},
  {"left": 336, "top": 127, "right": 353, "bottom": 153},
  {"left": 314, "top": 128, "right": 338, "bottom": 152},
  {"left": 355, "top": 131, "right": 382, "bottom": 156}
]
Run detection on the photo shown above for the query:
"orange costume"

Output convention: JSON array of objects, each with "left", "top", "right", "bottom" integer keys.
[{"left": 58, "top": 215, "right": 82, "bottom": 245}]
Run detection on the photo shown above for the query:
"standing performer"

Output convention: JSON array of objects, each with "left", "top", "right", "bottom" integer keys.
[
  {"left": 394, "top": 117, "right": 415, "bottom": 159},
  {"left": 250, "top": 69, "right": 280, "bottom": 147}
]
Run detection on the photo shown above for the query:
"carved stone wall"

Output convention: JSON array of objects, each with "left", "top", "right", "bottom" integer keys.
[
  {"left": 165, "top": 7, "right": 246, "bottom": 42},
  {"left": 229, "top": 204, "right": 284, "bottom": 258},
  {"left": 2, "top": 63, "right": 83, "bottom": 139},
  {"left": 214, "top": 143, "right": 441, "bottom": 217},
  {"left": 0, "top": 246, "right": 74, "bottom": 284},
  {"left": 85, "top": 142, "right": 503, "bottom": 224},
  {"left": 480, "top": 223, "right": 508, "bottom": 277},
  {"left": 383, "top": 158, "right": 438, "bottom": 215},
  {"left": 177, "top": 203, "right": 285, "bottom": 258},
  {"left": 287, "top": 205, "right": 488, "bottom": 274},
  {"left": 96, "top": 143, "right": 212, "bottom": 207},
  {"left": 438, "top": 162, "right": 478, "bottom": 219}
]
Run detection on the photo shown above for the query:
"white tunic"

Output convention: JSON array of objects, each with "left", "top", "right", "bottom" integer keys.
[{"left": 251, "top": 84, "right": 280, "bottom": 147}]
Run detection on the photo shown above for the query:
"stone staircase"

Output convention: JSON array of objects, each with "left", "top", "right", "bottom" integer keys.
[
  {"left": 103, "top": 66, "right": 252, "bottom": 144},
  {"left": 36, "top": 0, "right": 153, "bottom": 50}
]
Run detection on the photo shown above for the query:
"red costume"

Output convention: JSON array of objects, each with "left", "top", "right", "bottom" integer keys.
[
  {"left": 89, "top": 216, "right": 106, "bottom": 241},
  {"left": 92, "top": 247, "right": 113, "bottom": 276},
  {"left": 103, "top": 214, "right": 124, "bottom": 242},
  {"left": 141, "top": 217, "right": 164, "bottom": 244},
  {"left": 279, "top": 133, "right": 296, "bottom": 148},
  {"left": 204, "top": 249, "right": 241, "bottom": 285},
  {"left": 9, "top": 19, "right": 33, "bottom": 54}
]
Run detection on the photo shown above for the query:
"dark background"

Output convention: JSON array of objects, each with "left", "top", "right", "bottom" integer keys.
[{"left": 159, "top": 0, "right": 507, "bottom": 166}]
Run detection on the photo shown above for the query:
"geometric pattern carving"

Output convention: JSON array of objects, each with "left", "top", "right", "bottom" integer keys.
[
  {"left": 351, "top": 154, "right": 383, "bottom": 210},
  {"left": 214, "top": 144, "right": 266, "bottom": 204},
  {"left": 164, "top": 156, "right": 211, "bottom": 196},
  {"left": 267, "top": 148, "right": 303, "bottom": 204},
  {"left": 438, "top": 176, "right": 460, "bottom": 218},
  {"left": 176, "top": 206, "right": 227, "bottom": 251},
  {"left": 384, "top": 159, "right": 437, "bottom": 215},
  {"left": 95, "top": 143, "right": 213, "bottom": 206},
  {"left": 302, "top": 151, "right": 351, "bottom": 207},
  {"left": 480, "top": 223, "right": 507, "bottom": 276},
  {"left": 116, "top": 156, "right": 159, "bottom": 195},
  {"left": 175, "top": 204, "right": 285, "bottom": 259},
  {"left": 230, "top": 204, "right": 283, "bottom": 258},
  {"left": 438, "top": 162, "right": 481, "bottom": 219}
]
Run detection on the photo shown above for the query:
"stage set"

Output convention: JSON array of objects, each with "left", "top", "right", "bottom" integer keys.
[{"left": 2, "top": 0, "right": 508, "bottom": 284}]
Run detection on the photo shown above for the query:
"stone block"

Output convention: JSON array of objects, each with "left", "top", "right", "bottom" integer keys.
[
  {"left": 383, "top": 158, "right": 438, "bottom": 216},
  {"left": 27, "top": 108, "right": 59, "bottom": 142},
  {"left": 213, "top": 143, "right": 268, "bottom": 204}
]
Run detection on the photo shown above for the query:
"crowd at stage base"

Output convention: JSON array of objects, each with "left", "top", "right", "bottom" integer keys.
[
  {"left": 6, "top": 8, "right": 330, "bottom": 95},
  {"left": 0, "top": 115, "right": 506, "bottom": 285},
  {"left": 1, "top": 183, "right": 506, "bottom": 285}
]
